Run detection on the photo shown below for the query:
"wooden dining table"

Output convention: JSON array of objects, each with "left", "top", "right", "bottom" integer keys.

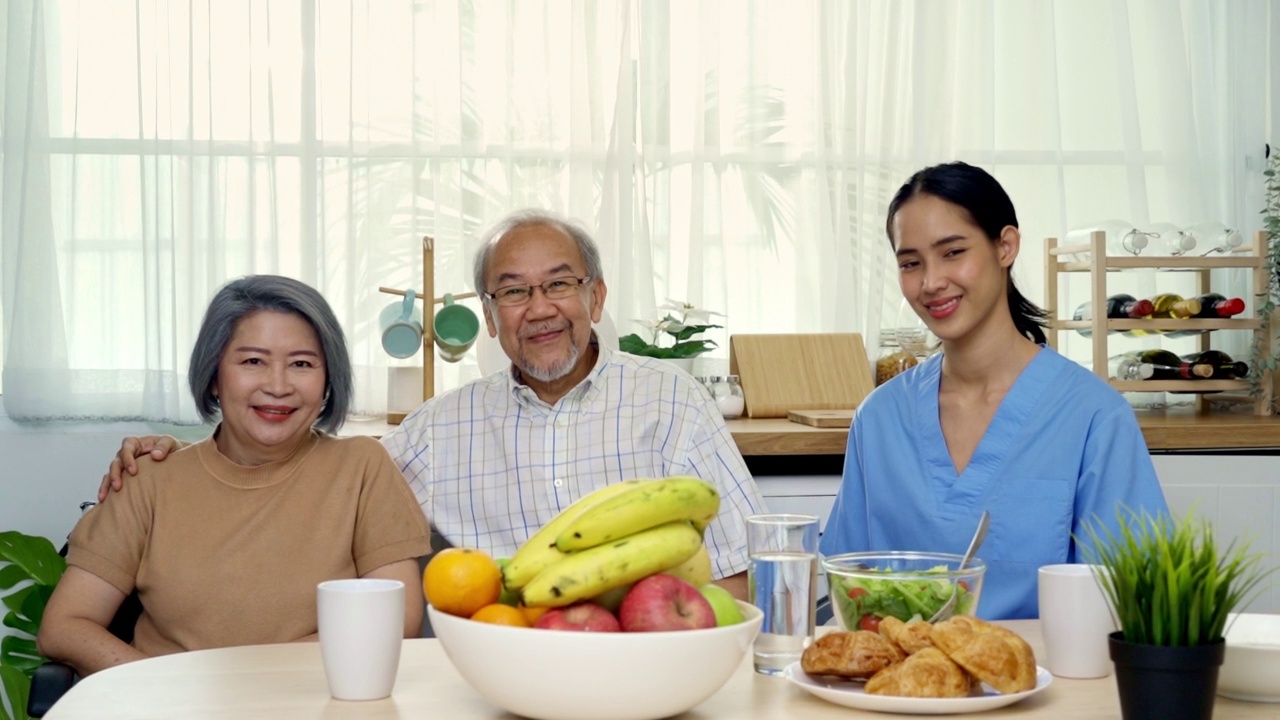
[{"left": 42, "top": 620, "right": 1274, "bottom": 719}]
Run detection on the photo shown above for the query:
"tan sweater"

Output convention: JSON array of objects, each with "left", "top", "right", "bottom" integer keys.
[{"left": 67, "top": 431, "right": 431, "bottom": 657}]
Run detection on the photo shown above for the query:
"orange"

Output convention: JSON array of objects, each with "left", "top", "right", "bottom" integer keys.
[
  {"left": 423, "top": 547, "right": 503, "bottom": 618},
  {"left": 470, "top": 603, "right": 531, "bottom": 627},
  {"left": 520, "top": 604, "right": 550, "bottom": 626}
]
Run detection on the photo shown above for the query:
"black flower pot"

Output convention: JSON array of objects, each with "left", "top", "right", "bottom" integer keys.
[{"left": 1108, "top": 632, "right": 1225, "bottom": 720}]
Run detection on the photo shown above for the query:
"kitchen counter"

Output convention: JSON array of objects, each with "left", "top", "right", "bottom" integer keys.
[
  {"left": 727, "top": 410, "right": 1280, "bottom": 456},
  {"left": 343, "top": 410, "right": 1280, "bottom": 456}
]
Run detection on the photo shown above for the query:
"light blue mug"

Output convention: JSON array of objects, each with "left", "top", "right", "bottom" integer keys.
[{"left": 379, "top": 291, "right": 424, "bottom": 359}]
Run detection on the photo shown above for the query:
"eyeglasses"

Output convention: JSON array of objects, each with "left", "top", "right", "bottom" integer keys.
[{"left": 484, "top": 276, "right": 592, "bottom": 307}]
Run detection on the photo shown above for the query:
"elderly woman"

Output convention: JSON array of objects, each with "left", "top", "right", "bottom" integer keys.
[{"left": 38, "top": 276, "right": 431, "bottom": 675}]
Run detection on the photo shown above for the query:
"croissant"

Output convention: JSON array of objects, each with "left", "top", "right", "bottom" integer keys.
[
  {"left": 879, "top": 616, "right": 934, "bottom": 655},
  {"left": 800, "top": 630, "right": 905, "bottom": 679},
  {"left": 865, "top": 647, "right": 973, "bottom": 698},
  {"left": 930, "top": 615, "right": 1037, "bottom": 694}
]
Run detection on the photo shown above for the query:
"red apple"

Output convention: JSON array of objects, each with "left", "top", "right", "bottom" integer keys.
[
  {"left": 532, "top": 601, "right": 621, "bottom": 632},
  {"left": 618, "top": 574, "right": 717, "bottom": 632}
]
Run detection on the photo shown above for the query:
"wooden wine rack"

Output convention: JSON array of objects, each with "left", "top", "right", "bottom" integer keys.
[{"left": 1045, "top": 230, "right": 1274, "bottom": 416}]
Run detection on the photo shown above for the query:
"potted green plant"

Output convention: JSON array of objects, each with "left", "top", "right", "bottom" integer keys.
[
  {"left": 1249, "top": 142, "right": 1280, "bottom": 409},
  {"left": 618, "top": 300, "right": 724, "bottom": 373},
  {"left": 1, "top": 531, "right": 66, "bottom": 720},
  {"left": 1080, "top": 509, "right": 1274, "bottom": 720}
]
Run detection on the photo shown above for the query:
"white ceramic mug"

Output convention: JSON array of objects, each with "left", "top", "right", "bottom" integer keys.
[
  {"left": 1039, "top": 563, "right": 1117, "bottom": 678},
  {"left": 317, "top": 578, "right": 405, "bottom": 700}
]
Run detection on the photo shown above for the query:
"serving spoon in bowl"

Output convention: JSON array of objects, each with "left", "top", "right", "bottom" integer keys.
[{"left": 928, "top": 510, "right": 990, "bottom": 624}]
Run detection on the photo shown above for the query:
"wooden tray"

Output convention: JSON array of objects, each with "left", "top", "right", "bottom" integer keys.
[
  {"left": 787, "top": 409, "right": 855, "bottom": 428},
  {"left": 728, "top": 334, "right": 873, "bottom": 418}
]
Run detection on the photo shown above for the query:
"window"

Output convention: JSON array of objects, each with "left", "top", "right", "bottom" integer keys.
[{"left": 3, "top": 1, "right": 1271, "bottom": 420}]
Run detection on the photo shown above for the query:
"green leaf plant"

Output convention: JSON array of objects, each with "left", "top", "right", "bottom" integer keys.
[
  {"left": 1079, "top": 509, "right": 1274, "bottom": 647},
  {"left": 1249, "top": 143, "right": 1280, "bottom": 410},
  {"left": 0, "top": 532, "right": 67, "bottom": 720},
  {"left": 619, "top": 300, "right": 725, "bottom": 360}
]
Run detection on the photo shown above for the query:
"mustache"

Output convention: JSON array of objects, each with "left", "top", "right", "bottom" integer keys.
[{"left": 519, "top": 321, "right": 571, "bottom": 339}]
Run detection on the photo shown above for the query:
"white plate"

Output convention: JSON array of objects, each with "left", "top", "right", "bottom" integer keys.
[{"left": 783, "top": 663, "right": 1053, "bottom": 715}]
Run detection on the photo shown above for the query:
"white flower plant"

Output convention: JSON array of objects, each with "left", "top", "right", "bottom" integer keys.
[{"left": 619, "top": 300, "right": 725, "bottom": 359}]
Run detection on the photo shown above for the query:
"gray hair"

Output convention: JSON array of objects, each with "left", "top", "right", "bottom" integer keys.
[
  {"left": 189, "top": 275, "right": 352, "bottom": 433},
  {"left": 471, "top": 209, "right": 605, "bottom": 301}
]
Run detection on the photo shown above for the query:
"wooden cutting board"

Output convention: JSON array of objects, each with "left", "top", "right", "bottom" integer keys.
[
  {"left": 787, "top": 409, "right": 855, "bottom": 428},
  {"left": 728, "top": 334, "right": 874, "bottom": 418}
]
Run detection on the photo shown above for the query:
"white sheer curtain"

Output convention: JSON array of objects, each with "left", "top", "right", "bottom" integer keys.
[{"left": 1, "top": 0, "right": 1274, "bottom": 421}]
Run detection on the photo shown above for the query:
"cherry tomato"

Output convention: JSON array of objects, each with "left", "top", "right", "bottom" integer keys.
[
  {"left": 858, "top": 614, "right": 882, "bottom": 632},
  {"left": 846, "top": 587, "right": 870, "bottom": 600}
]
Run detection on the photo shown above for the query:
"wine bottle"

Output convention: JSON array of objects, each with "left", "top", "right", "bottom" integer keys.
[
  {"left": 1164, "top": 293, "right": 1247, "bottom": 337},
  {"left": 1122, "top": 293, "right": 1200, "bottom": 337},
  {"left": 1180, "top": 350, "right": 1250, "bottom": 379},
  {"left": 1108, "top": 354, "right": 1156, "bottom": 381},
  {"left": 1189, "top": 292, "right": 1245, "bottom": 319},
  {"left": 1149, "top": 293, "right": 1202, "bottom": 319},
  {"left": 1072, "top": 294, "right": 1154, "bottom": 336},
  {"left": 1127, "top": 350, "right": 1214, "bottom": 379}
]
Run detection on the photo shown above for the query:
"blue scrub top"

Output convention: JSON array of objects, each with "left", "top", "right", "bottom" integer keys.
[{"left": 819, "top": 346, "right": 1168, "bottom": 620}]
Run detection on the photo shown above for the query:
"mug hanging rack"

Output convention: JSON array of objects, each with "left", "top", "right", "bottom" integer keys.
[{"left": 377, "top": 236, "right": 478, "bottom": 411}]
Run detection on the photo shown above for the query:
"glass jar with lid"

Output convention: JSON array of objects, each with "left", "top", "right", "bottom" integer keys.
[
  {"left": 702, "top": 375, "right": 745, "bottom": 419},
  {"left": 875, "top": 332, "right": 918, "bottom": 386}
]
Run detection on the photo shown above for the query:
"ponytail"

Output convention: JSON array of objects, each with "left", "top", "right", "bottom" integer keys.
[{"left": 1008, "top": 280, "right": 1048, "bottom": 344}]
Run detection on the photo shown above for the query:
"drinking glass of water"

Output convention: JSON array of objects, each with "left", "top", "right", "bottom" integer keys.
[{"left": 746, "top": 513, "right": 819, "bottom": 675}]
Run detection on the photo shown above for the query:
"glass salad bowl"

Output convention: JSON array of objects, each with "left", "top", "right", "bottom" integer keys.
[{"left": 822, "top": 551, "right": 986, "bottom": 632}]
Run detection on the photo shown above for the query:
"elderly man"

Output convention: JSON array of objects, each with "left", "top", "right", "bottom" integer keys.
[{"left": 101, "top": 209, "right": 765, "bottom": 599}]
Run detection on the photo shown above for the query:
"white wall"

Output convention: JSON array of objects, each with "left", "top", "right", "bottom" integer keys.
[{"left": 0, "top": 397, "right": 208, "bottom": 544}]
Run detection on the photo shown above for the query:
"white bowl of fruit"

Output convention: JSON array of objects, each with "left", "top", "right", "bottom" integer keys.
[{"left": 424, "top": 477, "right": 763, "bottom": 720}]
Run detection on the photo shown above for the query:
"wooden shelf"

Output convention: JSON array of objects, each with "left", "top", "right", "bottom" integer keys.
[
  {"left": 1110, "top": 379, "right": 1246, "bottom": 393},
  {"left": 1052, "top": 318, "right": 1263, "bottom": 332},
  {"left": 1056, "top": 254, "right": 1263, "bottom": 271},
  {"left": 1045, "top": 230, "right": 1275, "bottom": 416}
]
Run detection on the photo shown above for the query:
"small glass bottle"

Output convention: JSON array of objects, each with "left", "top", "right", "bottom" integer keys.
[
  {"left": 704, "top": 376, "right": 745, "bottom": 418},
  {"left": 1063, "top": 220, "right": 1151, "bottom": 259},
  {"left": 1185, "top": 222, "right": 1244, "bottom": 255}
]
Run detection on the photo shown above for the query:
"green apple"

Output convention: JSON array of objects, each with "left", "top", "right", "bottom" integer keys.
[
  {"left": 698, "top": 583, "right": 744, "bottom": 626},
  {"left": 494, "top": 558, "right": 522, "bottom": 606}
]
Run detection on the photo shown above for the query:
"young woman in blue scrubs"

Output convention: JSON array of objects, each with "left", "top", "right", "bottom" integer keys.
[{"left": 819, "top": 162, "right": 1168, "bottom": 620}]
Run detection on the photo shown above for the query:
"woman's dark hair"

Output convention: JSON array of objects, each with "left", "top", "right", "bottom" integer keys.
[
  {"left": 885, "top": 161, "right": 1048, "bottom": 344},
  {"left": 189, "top": 275, "right": 352, "bottom": 433}
]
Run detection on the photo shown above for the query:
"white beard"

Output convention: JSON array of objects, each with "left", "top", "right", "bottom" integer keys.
[{"left": 517, "top": 340, "right": 581, "bottom": 383}]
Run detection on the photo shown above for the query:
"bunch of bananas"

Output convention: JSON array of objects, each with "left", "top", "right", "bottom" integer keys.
[{"left": 504, "top": 477, "right": 721, "bottom": 608}]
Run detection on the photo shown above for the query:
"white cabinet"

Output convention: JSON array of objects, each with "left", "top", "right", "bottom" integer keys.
[{"left": 754, "top": 475, "right": 840, "bottom": 532}]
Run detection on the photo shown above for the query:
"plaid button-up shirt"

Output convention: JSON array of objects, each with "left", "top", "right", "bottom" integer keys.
[{"left": 382, "top": 347, "right": 765, "bottom": 579}]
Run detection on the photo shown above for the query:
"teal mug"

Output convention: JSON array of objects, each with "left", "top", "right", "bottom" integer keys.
[
  {"left": 433, "top": 294, "right": 480, "bottom": 363},
  {"left": 379, "top": 291, "right": 424, "bottom": 359}
]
